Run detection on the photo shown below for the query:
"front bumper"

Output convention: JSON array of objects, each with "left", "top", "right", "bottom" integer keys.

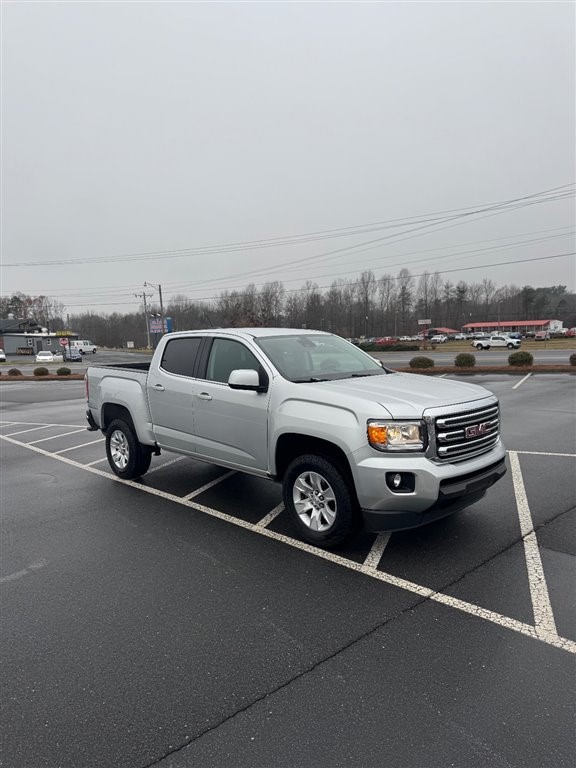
[{"left": 361, "top": 457, "right": 507, "bottom": 532}]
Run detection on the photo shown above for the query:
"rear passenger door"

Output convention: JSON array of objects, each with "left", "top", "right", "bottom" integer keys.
[
  {"left": 147, "top": 336, "right": 204, "bottom": 453},
  {"left": 192, "top": 337, "right": 271, "bottom": 472}
]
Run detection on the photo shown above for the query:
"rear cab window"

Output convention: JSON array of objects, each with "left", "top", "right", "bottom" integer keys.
[{"left": 159, "top": 337, "right": 203, "bottom": 377}]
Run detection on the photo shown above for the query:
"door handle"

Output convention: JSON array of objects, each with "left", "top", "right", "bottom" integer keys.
[
  {"left": 152, "top": 384, "right": 165, "bottom": 391},
  {"left": 196, "top": 392, "right": 212, "bottom": 401}
]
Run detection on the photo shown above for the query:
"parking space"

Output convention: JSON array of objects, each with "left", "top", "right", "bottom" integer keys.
[
  {"left": 0, "top": 375, "right": 574, "bottom": 767},
  {"left": 1, "top": 375, "right": 574, "bottom": 648}
]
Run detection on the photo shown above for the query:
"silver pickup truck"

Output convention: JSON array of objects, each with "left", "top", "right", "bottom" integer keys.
[{"left": 85, "top": 328, "right": 506, "bottom": 547}]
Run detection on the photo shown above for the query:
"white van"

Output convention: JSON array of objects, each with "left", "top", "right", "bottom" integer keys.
[{"left": 70, "top": 339, "right": 97, "bottom": 354}]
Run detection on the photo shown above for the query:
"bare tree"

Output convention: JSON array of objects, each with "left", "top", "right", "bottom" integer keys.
[
  {"left": 377, "top": 274, "right": 396, "bottom": 335},
  {"left": 416, "top": 271, "right": 431, "bottom": 320},
  {"left": 258, "top": 281, "right": 285, "bottom": 326},
  {"left": 428, "top": 272, "right": 443, "bottom": 325},
  {"left": 397, "top": 269, "right": 414, "bottom": 334},
  {"left": 357, "top": 270, "right": 377, "bottom": 337}
]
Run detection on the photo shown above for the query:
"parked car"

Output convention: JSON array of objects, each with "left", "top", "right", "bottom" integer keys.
[
  {"left": 35, "top": 350, "right": 54, "bottom": 363},
  {"left": 64, "top": 347, "right": 82, "bottom": 362},
  {"left": 0, "top": 349, "right": 6, "bottom": 363},
  {"left": 534, "top": 331, "right": 550, "bottom": 341},
  {"left": 398, "top": 336, "right": 412, "bottom": 342},
  {"left": 430, "top": 334, "right": 447, "bottom": 343},
  {"left": 86, "top": 328, "right": 506, "bottom": 547},
  {"left": 472, "top": 335, "right": 521, "bottom": 350},
  {"left": 453, "top": 333, "right": 467, "bottom": 340}
]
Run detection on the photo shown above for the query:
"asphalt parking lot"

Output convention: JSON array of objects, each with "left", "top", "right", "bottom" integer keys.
[{"left": 0, "top": 374, "right": 574, "bottom": 767}]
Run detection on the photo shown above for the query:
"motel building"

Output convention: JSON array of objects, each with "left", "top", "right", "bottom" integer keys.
[{"left": 462, "top": 319, "right": 564, "bottom": 336}]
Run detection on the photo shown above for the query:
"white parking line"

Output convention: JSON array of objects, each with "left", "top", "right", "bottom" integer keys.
[
  {"left": 183, "top": 470, "right": 236, "bottom": 500},
  {"left": 0, "top": 559, "right": 47, "bottom": 585},
  {"left": 1, "top": 421, "right": 84, "bottom": 429},
  {"left": 1, "top": 432, "right": 575, "bottom": 655},
  {"left": 85, "top": 457, "right": 108, "bottom": 466},
  {"left": 509, "top": 451, "right": 558, "bottom": 639},
  {"left": 28, "top": 429, "right": 86, "bottom": 445},
  {"left": 5, "top": 425, "right": 55, "bottom": 436},
  {"left": 362, "top": 533, "right": 391, "bottom": 570},
  {"left": 54, "top": 439, "right": 104, "bottom": 454},
  {"left": 512, "top": 450, "right": 576, "bottom": 458},
  {"left": 512, "top": 372, "right": 532, "bottom": 389},
  {"left": 257, "top": 503, "right": 284, "bottom": 528}
]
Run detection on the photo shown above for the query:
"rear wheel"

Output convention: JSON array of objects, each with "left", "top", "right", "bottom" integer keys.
[
  {"left": 106, "top": 418, "right": 152, "bottom": 479},
  {"left": 282, "top": 454, "right": 359, "bottom": 548}
]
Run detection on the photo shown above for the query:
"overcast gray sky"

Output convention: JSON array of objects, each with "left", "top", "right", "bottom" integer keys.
[{"left": 1, "top": 0, "right": 575, "bottom": 314}]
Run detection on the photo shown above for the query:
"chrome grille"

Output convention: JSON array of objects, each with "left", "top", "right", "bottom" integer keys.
[{"left": 434, "top": 403, "right": 500, "bottom": 463}]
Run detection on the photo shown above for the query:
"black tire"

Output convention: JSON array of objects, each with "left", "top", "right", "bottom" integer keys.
[
  {"left": 507, "top": 343, "right": 514, "bottom": 349},
  {"left": 105, "top": 418, "right": 152, "bottom": 479},
  {"left": 79, "top": 349, "right": 84, "bottom": 355},
  {"left": 282, "top": 454, "right": 359, "bottom": 548},
  {"left": 484, "top": 345, "right": 490, "bottom": 350}
]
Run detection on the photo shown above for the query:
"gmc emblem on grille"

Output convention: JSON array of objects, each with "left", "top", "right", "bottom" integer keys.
[{"left": 465, "top": 422, "right": 491, "bottom": 439}]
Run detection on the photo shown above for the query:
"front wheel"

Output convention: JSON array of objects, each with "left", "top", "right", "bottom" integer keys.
[
  {"left": 105, "top": 418, "right": 152, "bottom": 479},
  {"left": 282, "top": 454, "right": 359, "bottom": 548},
  {"left": 507, "top": 343, "right": 514, "bottom": 349}
]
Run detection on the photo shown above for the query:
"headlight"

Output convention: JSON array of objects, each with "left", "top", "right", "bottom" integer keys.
[{"left": 367, "top": 420, "right": 426, "bottom": 452}]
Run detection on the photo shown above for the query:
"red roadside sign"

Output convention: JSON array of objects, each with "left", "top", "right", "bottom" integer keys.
[{"left": 59, "top": 337, "right": 69, "bottom": 347}]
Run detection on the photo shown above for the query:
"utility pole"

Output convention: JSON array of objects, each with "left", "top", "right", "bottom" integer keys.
[
  {"left": 135, "top": 291, "right": 153, "bottom": 349},
  {"left": 144, "top": 282, "right": 165, "bottom": 332}
]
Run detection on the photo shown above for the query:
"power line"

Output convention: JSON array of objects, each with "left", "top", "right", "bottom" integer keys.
[
  {"left": 14, "top": 227, "right": 572, "bottom": 304},
  {"left": 56, "top": 251, "right": 574, "bottom": 308},
  {"left": 2, "top": 183, "right": 573, "bottom": 269}
]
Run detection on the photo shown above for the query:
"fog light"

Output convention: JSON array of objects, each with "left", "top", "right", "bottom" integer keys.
[{"left": 386, "top": 472, "right": 415, "bottom": 493}]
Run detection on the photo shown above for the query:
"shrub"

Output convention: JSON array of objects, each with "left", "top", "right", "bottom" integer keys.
[
  {"left": 8, "top": 368, "right": 22, "bottom": 376},
  {"left": 56, "top": 367, "right": 71, "bottom": 376},
  {"left": 454, "top": 352, "right": 476, "bottom": 368},
  {"left": 508, "top": 351, "right": 534, "bottom": 367},
  {"left": 409, "top": 356, "right": 435, "bottom": 369},
  {"left": 33, "top": 366, "right": 49, "bottom": 376},
  {"left": 570, "top": 353, "right": 576, "bottom": 366}
]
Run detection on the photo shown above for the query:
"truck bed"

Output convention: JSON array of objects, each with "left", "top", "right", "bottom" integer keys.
[{"left": 91, "top": 362, "right": 151, "bottom": 372}]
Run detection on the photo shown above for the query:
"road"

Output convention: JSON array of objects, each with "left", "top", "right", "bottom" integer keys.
[
  {"left": 2, "top": 345, "right": 574, "bottom": 375},
  {"left": 0, "top": 374, "right": 574, "bottom": 767}
]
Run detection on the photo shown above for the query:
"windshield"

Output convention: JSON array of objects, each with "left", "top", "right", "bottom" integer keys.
[{"left": 256, "top": 334, "right": 386, "bottom": 382}]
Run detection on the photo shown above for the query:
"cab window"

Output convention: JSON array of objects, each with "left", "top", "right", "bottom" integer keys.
[
  {"left": 160, "top": 337, "right": 202, "bottom": 377},
  {"left": 206, "top": 338, "right": 262, "bottom": 383}
]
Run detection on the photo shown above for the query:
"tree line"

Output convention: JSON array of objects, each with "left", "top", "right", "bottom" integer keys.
[{"left": 1, "top": 270, "right": 572, "bottom": 349}]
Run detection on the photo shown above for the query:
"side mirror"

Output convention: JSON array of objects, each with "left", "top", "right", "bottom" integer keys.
[{"left": 228, "top": 369, "right": 266, "bottom": 392}]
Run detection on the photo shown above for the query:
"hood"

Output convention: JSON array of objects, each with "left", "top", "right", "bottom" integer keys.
[{"left": 317, "top": 372, "right": 494, "bottom": 419}]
